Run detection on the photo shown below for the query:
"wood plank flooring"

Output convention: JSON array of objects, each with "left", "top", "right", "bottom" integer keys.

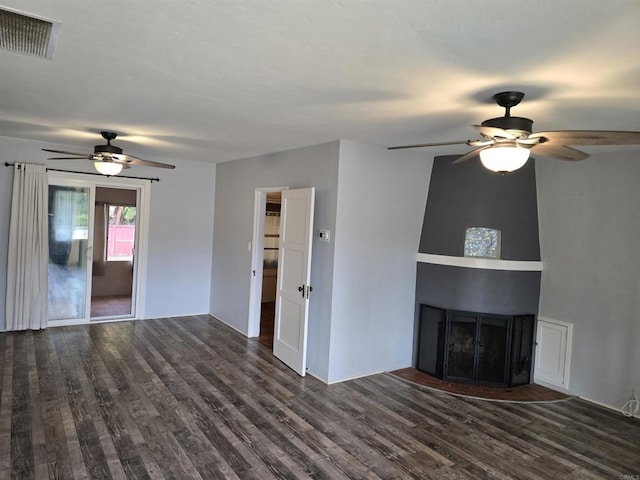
[
  {"left": 258, "top": 302, "right": 275, "bottom": 350},
  {"left": 0, "top": 315, "right": 638, "bottom": 479}
]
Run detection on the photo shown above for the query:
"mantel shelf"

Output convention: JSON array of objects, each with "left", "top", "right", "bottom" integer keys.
[{"left": 417, "top": 253, "right": 543, "bottom": 272}]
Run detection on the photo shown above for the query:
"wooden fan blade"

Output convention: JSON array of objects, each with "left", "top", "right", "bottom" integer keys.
[
  {"left": 388, "top": 140, "right": 470, "bottom": 150},
  {"left": 468, "top": 139, "right": 495, "bottom": 148},
  {"left": 117, "top": 154, "right": 175, "bottom": 169},
  {"left": 516, "top": 137, "right": 541, "bottom": 147},
  {"left": 452, "top": 145, "right": 492, "bottom": 164},
  {"left": 42, "top": 148, "right": 91, "bottom": 157},
  {"left": 530, "top": 144, "right": 589, "bottom": 161},
  {"left": 531, "top": 130, "right": 640, "bottom": 146},
  {"left": 473, "top": 125, "right": 516, "bottom": 140}
]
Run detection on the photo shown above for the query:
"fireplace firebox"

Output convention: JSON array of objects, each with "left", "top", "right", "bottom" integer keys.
[{"left": 417, "top": 304, "right": 534, "bottom": 387}]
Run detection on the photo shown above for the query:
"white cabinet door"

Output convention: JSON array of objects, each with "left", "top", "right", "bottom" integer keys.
[
  {"left": 273, "top": 188, "right": 315, "bottom": 376},
  {"left": 534, "top": 318, "right": 573, "bottom": 390}
]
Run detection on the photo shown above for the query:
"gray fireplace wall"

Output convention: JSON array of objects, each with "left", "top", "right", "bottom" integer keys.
[
  {"left": 416, "top": 155, "right": 541, "bottom": 316},
  {"left": 416, "top": 263, "right": 541, "bottom": 315},
  {"left": 420, "top": 155, "right": 541, "bottom": 261}
]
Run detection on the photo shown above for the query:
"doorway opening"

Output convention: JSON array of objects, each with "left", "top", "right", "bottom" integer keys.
[
  {"left": 90, "top": 187, "right": 137, "bottom": 319},
  {"left": 248, "top": 186, "right": 288, "bottom": 345},
  {"left": 249, "top": 187, "right": 316, "bottom": 376},
  {"left": 258, "top": 193, "right": 281, "bottom": 349}
]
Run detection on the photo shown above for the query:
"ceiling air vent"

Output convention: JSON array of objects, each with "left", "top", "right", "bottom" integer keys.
[{"left": 0, "top": 6, "right": 60, "bottom": 59}]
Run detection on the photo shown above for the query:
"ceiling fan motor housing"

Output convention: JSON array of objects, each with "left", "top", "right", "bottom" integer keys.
[
  {"left": 481, "top": 116, "right": 533, "bottom": 135},
  {"left": 483, "top": 91, "right": 533, "bottom": 136},
  {"left": 94, "top": 144, "right": 123, "bottom": 155},
  {"left": 95, "top": 131, "right": 123, "bottom": 156}
]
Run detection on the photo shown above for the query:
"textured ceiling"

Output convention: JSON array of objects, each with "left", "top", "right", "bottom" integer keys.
[{"left": 1, "top": 0, "right": 639, "bottom": 164}]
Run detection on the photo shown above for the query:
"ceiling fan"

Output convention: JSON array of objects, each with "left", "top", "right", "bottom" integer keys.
[
  {"left": 389, "top": 91, "right": 640, "bottom": 173},
  {"left": 43, "top": 131, "right": 175, "bottom": 176}
]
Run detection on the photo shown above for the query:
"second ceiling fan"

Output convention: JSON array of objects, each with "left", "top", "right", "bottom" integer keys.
[{"left": 389, "top": 91, "right": 640, "bottom": 173}]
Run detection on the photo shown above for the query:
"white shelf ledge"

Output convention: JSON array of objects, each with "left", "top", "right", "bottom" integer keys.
[{"left": 417, "top": 253, "right": 543, "bottom": 272}]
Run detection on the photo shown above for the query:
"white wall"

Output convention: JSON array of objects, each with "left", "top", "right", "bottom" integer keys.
[
  {"left": 143, "top": 153, "right": 216, "bottom": 318},
  {"left": 536, "top": 149, "right": 640, "bottom": 410},
  {"left": 0, "top": 136, "right": 216, "bottom": 328},
  {"left": 210, "top": 141, "right": 340, "bottom": 381},
  {"left": 327, "top": 141, "right": 431, "bottom": 382}
]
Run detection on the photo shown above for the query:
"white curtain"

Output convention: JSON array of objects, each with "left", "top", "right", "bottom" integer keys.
[{"left": 5, "top": 163, "right": 49, "bottom": 330}]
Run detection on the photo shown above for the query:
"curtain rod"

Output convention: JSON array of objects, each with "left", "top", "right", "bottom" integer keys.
[{"left": 4, "top": 162, "right": 160, "bottom": 182}]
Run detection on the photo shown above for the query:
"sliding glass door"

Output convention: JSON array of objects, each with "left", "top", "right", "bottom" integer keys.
[
  {"left": 47, "top": 181, "right": 94, "bottom": 322},
  {"left": 47, "top": 172, "right": 150, "bottom": 326}
]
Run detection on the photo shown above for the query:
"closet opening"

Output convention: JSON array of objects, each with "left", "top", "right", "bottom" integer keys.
[{"left": 258, "top": 193, "right": 281, "bottom": 349}]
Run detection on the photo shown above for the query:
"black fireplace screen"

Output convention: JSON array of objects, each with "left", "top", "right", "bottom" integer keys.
[{"left": 418, "top": 305, "right": 534, "bottom": 387}]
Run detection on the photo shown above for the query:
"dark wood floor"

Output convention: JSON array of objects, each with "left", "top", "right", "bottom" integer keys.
[
  {"left": 257, "top": 301, "right": 275, "bottom": 349},
  {"left": 1, "top": 316, "right": 638, "bottom": 479}
]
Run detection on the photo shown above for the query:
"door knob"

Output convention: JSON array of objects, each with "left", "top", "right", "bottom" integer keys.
[{"left": 298, "top": 285, "right": 304, "bottom": 297}]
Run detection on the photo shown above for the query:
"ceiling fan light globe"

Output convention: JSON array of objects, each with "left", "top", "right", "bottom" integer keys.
[
  {"left": 94, "top": 161, "right": 123, "bottom": 176},
  {"left": 479, "top": 145, "right": 530, "bottom": 173}
]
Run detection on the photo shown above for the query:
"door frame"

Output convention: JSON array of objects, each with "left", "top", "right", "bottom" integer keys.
[
  {"left": 47, "top": 171, "right": 151, "bottom": 326},
  {"left": 247, "top": 186, "right": 288, "bottom": 338}
]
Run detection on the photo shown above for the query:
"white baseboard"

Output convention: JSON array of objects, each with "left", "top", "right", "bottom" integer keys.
[
  {"left": 326, "top": 370, "right": 384, "bottom": 385},
  {"left": 209, "top": 314, "right": 249, "bottom": 337},
  {"left": 305, "top": 370, "right": 329, "bottom": 384},
  {"left": 307, "top": 369, "right": 383, "bottom": 385},
  {"left": 144, "top": 313, "right": 212, "bottom": 322},
  {"left": 578, "top": 395, "right": 640, "bottom": 419}
]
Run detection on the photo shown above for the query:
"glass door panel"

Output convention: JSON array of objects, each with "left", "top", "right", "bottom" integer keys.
[
  {"left": 445, "top": 313, "right": 477, "bottom": 381},
  {"left": 48, "top": 184, "right": 92, "bottom": 321},
  {"left": 418, "top": 304, "right": 447, "bottom": 377},
  {"left": 477, "top": 316, "right": 509, "bottom": 384},
  {"left": 90, "top": 193, "right": 137, "bottom": 320}
]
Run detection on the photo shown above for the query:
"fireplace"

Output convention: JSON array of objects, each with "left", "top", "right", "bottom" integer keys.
[
  {"left": 414, "top": 156, "right": 541, "bottom": 387},
  {"left": 417, "top": 304, "right": 534, "bottom": 387}
]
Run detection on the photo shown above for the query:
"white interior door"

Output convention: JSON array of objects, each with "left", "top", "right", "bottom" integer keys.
[{"left": 273, "top": 187, "right": 315, "bottom": 376}]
